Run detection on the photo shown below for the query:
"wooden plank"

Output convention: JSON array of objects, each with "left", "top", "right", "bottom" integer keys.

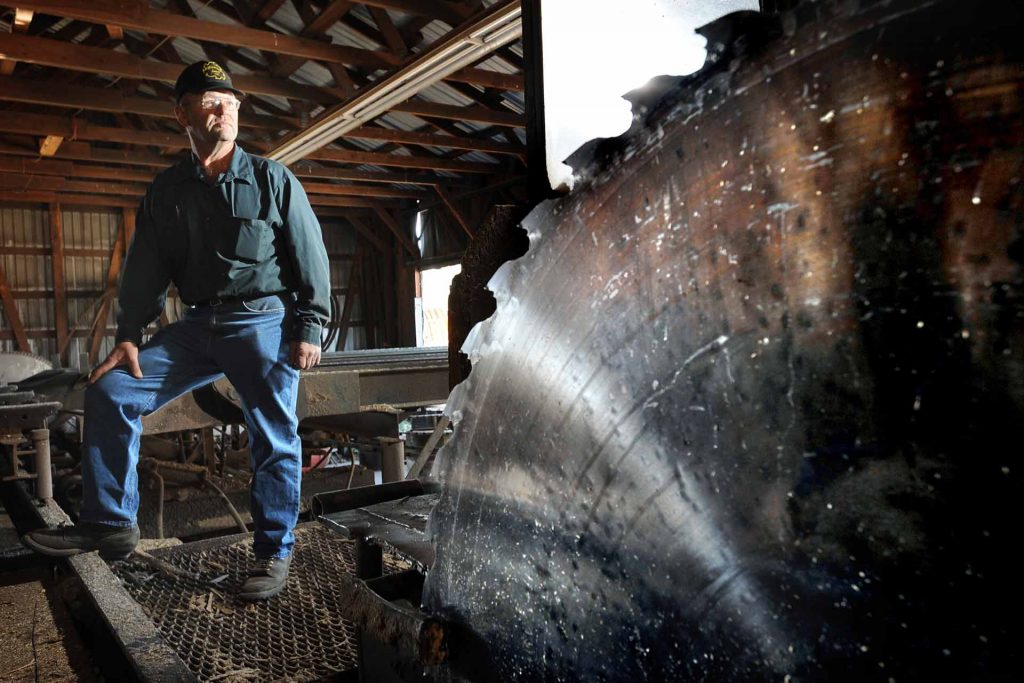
[
  {"left": 0, "top": 155, "right": 157, "bottom": 184},
  {"left": 359, "top": 0, "right": 469, "bottom": 25},
  {"left": 254, "top": 0, "right": 287, "bottom": 25},
  {"left": 0, "top": 263, "right": 31, "bottom": 351},
  {"left": 306, "top": 194, "right": 408, "bottom": 209},
  {"left": 434, "top": 184, "right": 475, "bottom": 240},
  {"left": 291, "top": 161, "right": 476, "bottom": 186},
  {"left": 0, "top": 33, "right": 338, "bottom": 103},
  {"left": 0, "top": 75, "right": 292, "bottom": 130},
  {"left": 347, "top": 126, "right": 525, "bottom": 157},
  {"left": 307, "top": 147, "right": 501, "bottom": 174},
  {"left": 106, "top": 24, "right": 124, "bottom": 40},
  {"left": 522, "top": 0, "right": 552, "bottom": 204},
  {"left": 327, "top": 62, "right": 357, "bottom": 97},
  {"left": 392, "top": 100, "right": 524, "bottom": 128},
  {"left": 122, "top": 205, "right": 136, "bottom": 247},
  {"left": 12, "top": 1, "right": 399, "bottom": 68},
  {"left": 305, "top": 0, "right": 355, "bottom": 36},
  {"left": 38, "top": 135, "right": 64, "bottom": 156},
  {"left": 13, "top": 8, "right": 34, "bottom": 30},
  {"left": 447, "top": 68, "right": 524, "bottom": 92},
  {"left": 371, "top": 203, "right": 419, "bottom": 258},
  {"left": 89, "top": 222, "right": 126, "bottom": 363},
  {"left": 394, "top": 232, "right": 416, "bottom": 345},
  {"left": 0, "top": 190, "right": 139, "bottom": 208},
  {"left": 0, "top": 172, "right": 147, "bottom": 197},
  {"left": 299, "top": 180, "right": 424, "bottom": 199},
  {"left": 49, "top": 202, "right": 70, "bottom": 366},
  {"left": 0, "top": 110, "right": 187, "bottom": 149},
  {"left": 369, "top": 6, "right": 408, "bottom": 55},
  {"left": 0, "top": 156, "right": 75, "bottom": 177}
]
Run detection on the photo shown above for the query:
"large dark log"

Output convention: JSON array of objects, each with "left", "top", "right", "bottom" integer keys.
[{"left": 425, "top": 0, "right": 1023, "bottom": 680}]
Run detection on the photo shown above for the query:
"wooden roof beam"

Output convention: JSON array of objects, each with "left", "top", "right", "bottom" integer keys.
[
  {"left": 0, "top": 32, "right": 340, "bottom": 103},
  {"left": 346, "top": 125, "right": 523, "bottom": 157},
  {"left": 0, "top": 156, "right": 155, "bottom": 182},
  {"left": 358, "top": 0, "right": 471, "bottom": 26},
  {"left": 0, "top": 136, "right": 176, "bottom": 167},
  {"left": 11, "top": 1, "right": 400, "bottom": 69},
  {"left": 289, "top": 161, "right": 477, "bottom": 187},
  {"left": 306, "top": 146, "right": 501, "bottom": 174},
  {"left": 0, "top": 110, "right": 189, "bottom": 150},
  {"left": 0, "top": 75, "right": 291, "bottom": 131},
  {"left": 392, "top": 100, "right": 523, "bottom": 128}
]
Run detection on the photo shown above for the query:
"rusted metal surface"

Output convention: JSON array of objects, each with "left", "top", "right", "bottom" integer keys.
[
  {"left": 113, "top": 523, "right": 419, "bottom": 681},
  {"left": 140, "top": 346, "right": 449, "bottom": 435},
  {"left": 317, "top": 485, "right": 440, "bottom": 573},
  {"left": 0, "top": 392, "right": 60, "bottom": 439},
  {"left": 425, "top": 0, "right": 1023, "bottom": 680}
]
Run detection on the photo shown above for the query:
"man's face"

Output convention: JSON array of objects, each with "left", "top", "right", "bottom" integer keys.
[{"left": 174, "top": 89, "right": 240, "bottom": 145}]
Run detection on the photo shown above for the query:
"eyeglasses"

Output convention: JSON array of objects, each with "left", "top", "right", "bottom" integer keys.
[{"left": 197, "top": 95, "right": 241, "bottom": 112}]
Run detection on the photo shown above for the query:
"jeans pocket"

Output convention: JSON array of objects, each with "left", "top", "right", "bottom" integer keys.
[{"left": 242, "top": 294, "right": 287, "bottom": 313}]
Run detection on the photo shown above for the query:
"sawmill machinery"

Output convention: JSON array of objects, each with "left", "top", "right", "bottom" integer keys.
[{"left": 415, "top": 0, "right": 1022, "bottom": 679}]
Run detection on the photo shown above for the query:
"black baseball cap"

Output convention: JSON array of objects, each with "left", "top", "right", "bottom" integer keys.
[{"left": 174, "top": 60, "right": 245, "bottom": 103}]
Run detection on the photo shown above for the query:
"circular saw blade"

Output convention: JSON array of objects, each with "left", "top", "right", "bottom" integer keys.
[{"left": 0, "top": 350, "right": 54, "bottom": 386}]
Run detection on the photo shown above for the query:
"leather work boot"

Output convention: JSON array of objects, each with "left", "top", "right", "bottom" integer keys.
[
  {"left": 22, "top": 522, "right": 140, "bottom": 561},
  {"left": 238, "top": 554, "right": 292, "bottom": 601}
]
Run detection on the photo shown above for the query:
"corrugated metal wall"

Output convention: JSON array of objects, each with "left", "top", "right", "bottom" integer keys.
[
  {"left": 2, "top": 205, "right": 362, "bottom": 366},
  {"left": 321, "top": 221, "right": 365, "bottom": 351},
  {"left": 0, "top": 206, "right": 123, "bottom": 367},
  {"left": 63, "top": 209, "right": 123, "bottom": 365}
]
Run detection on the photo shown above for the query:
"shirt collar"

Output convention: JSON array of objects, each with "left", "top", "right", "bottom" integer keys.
[{"left": 172, "top": 144, "right": 254, "bottom": 185}]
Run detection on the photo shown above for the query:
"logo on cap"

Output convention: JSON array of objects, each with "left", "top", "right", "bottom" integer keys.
[{"left": 201, "top": 61, "right": 227, "bottom": 81}]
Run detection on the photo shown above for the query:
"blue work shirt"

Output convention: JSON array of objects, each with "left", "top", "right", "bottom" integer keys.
[{"left": 116, "top": 145, "right": 331, "bottom": 346}]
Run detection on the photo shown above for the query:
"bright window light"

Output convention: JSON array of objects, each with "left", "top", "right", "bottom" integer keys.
[
  {"left": 417, "top": 264, "right": 461, "bottom": 347},
  {"left": 542, "top": 0, "right": 758, "bottom": 190}
]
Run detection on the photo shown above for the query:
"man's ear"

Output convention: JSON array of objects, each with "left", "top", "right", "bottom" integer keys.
[{"left": 173, "top": 102, "right": 189, "bottom": 129}]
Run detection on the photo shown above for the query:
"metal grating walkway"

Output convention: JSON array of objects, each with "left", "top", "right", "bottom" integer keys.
[{"left": 113, "top": 523, "right": 407, "bottom": 682}]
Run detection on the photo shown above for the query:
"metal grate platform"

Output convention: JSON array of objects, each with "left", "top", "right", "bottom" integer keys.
[{"left": 114, "top": 523, "right": 408, "bottom": 682}]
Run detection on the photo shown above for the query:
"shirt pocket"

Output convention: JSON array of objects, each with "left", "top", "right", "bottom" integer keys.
[{"left": 232, "top": 217, "right": 271, "bottom": 262}]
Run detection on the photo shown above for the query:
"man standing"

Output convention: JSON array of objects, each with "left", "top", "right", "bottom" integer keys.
[{"left": 23, "top": 61, "right": 331, "bottom": 601}]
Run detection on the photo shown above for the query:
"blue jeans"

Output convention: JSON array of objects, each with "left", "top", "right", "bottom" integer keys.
[{"left": 80, "top": 294, "right": 301, "bottom": 559}]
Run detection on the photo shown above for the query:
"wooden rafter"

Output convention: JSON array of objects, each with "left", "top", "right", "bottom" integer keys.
[
  {"left": 434, "top": 184, "right": 475, "bottom": 240},
  {"left": 10, "top": 1, "right": 400, "bottom": 69},
  {"left": 48, "top": 201, "right": 70, "bottom": 364},
  {"left": 0, "top": 33, "right": 340, "bottom": 103},
  {"left": 370, "top": 203, "right": 419, "bottom": 258},
  {"left": 393, "top": 100, "right": 523, "bottom": 128}
]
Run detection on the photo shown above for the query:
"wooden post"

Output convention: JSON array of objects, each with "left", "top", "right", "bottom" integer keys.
[
  {"left": 0, "top": 264, "right": 30, "bottom": 352},
  {"left": 89, "top": 221, "right": 126, "bottom": 363},
  {"left": 335, "top": 247, "right": 361, "bottom": 350},
  {"left": 49, "top": 202, "right": 70, "bottom": 366},
  {"left": 394, "top": 232, "right": 416, "bottom": 347}
]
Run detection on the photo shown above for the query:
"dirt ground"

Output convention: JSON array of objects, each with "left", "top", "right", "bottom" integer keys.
[{"left": 0, "top": 569, "right": 97, "bottom": 682}]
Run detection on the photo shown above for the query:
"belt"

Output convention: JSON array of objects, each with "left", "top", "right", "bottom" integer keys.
[
  {"left": 192, "top": 292, "right": 287, "bottom": 308},
  {"left": 193, "top": 295, "right": 252, "bottom": 308}
]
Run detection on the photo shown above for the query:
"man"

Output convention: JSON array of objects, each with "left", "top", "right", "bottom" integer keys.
[{"left": 22, "top": 61, "right": 331, "bottom": 601}]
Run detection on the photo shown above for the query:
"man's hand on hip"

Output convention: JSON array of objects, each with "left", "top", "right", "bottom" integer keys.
[
  {"left": 90, "top": 341, "right": 142, "bottom": 384},
  {"left": 290, "top": 341, "right": 321, "bottom": 370}
]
